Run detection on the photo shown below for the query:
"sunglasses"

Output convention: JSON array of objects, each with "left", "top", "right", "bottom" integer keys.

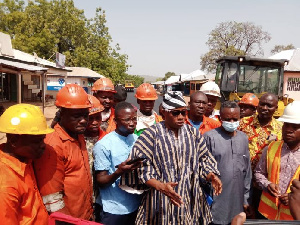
[{"left": 170, "top": 110, "right": 187, "bottom": 117}]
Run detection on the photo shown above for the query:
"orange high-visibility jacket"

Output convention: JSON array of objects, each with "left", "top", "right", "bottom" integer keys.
[{"left": 258, "top": 141, "right": 300, "bottom": 220}]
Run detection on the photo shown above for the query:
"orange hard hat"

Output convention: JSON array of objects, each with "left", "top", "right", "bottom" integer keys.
[
  {"left": 239, "top": 93, "right": 259, "bottom": 107},
  {"left": 88, "top": 94, "right": 104, "bottom": 115},
  {"left": 135, "top": 83, "right": 158, "bottom": 100},
  {"left": 55, "top": 84, "right": 91, "bottom": 108},
  {"left": 92, "top": 77, "right": 116, "bottom": 93}
]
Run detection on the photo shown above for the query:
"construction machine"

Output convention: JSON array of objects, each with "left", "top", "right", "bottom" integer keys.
[
  {"left": 215, "top": 56, "right": 292, "bottom": 117},
  {"left": 124, "top": 80, "right": 135, "bottom": 92}
]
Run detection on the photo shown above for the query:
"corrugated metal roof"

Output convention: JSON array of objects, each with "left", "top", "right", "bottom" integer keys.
[
  {"left": 151, "top": 80, "right": 165, "bottom": 85},
  {"left": 269, "top": 48, "right": 300, "bottom": 71},
  {"left": 181, "top": 69, "right": 207, "bottom": 81},
  {"left": 67, "top": 67, "right": 104, "bottom": 78},
  {"left": 13, "top": 49, "right": 56, "bottom": 67},
  {"left": 0, "top": 58, "right": 47, "bottom": 71},
  {"left": 165, "top": 75, "right": 180, "bottom": 84},
  {"left": 13, "top": 49, "right": 70, "bottom": 71}
]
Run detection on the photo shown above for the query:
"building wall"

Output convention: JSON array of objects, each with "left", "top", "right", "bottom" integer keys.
[
  {"left": 46, "top": 76, "right": 90, "bottom": 99},
  {"left": 22, "top": 73, "right": 41, "bottom": 101}
]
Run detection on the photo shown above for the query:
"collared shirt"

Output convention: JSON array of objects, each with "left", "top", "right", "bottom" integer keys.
[
  {"left": 188, "top": 119, "right": 202, "bottom": 130},
  {"left": 0, "top": 146, "right": 48, "bottom": 225},
  {"left": 135, "top": 110, "right": 163, "bottom": 136},
  {"left": 209, "top": 109, "right": 220, "bottom": 121},
  {"left": 93, "top": 131, "right": 141, "bottom": 215},
  {"left": 100, "top": 108, "right": 116, "bottom": 133},
  {"left": 238, "top": 114, "right": 283, "bottom": 170},
  {"left": 121, "top": 123, "right": 220, "bottom": 225},
  {"left": 204, "top": 128, "right": 252, "bottom": 224},
  {"left": 255, "top": 143, "right": 300, "bottom": 194},
  {"left": 34, "top": 124, "right": 93, "bottom": 220},
  {"left": 185, "top": 115, "right": 221, "bottom": 135}
]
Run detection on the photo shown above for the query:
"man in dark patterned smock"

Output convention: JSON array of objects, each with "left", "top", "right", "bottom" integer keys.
[{"left": 121, "top": 91, "right": 222, "bottom": 225}]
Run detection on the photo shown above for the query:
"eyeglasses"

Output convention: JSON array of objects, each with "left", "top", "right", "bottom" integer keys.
[{"left": 170, "top": 110, "right": 187, "bottom": 117}]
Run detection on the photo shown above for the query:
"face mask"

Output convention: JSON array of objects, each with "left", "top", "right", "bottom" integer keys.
[{"left": 222, "top": 121, "right": 240, "bottom": 132}]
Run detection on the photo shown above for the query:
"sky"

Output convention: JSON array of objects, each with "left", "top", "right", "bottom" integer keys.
[{"left": 73, "top": 0, "right": 300, "bottom": 78}]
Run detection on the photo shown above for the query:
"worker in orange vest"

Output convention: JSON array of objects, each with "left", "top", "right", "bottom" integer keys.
[
  {"left": 186, "top": 91, "right": 221, "bottom": 134},
  {"left": 239, "top": 93, "right": 259, "bottom": 119},
  {"left": 0, "top": 104, "right": 53, "bottom": 225},
  {"left": 92, "top": 77, "right": 117, "bottom": 133},
  {"left": 134, "top": 83, "right": 163, "bottom": 136},
  {"left": 254, "top": 101, "right": 300, "bottom": 220},
  {"left": 34, "top": 84, "right": 94, "bottom": 220}
]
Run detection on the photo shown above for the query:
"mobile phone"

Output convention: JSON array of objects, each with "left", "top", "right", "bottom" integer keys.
[
  {"left": 115, "top": 157, "right": 146, "bottom": 168},
  {"left": 126, "top": 157, "right": 147, "bottom": 165}
]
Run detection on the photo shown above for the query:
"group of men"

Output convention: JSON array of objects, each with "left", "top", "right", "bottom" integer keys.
[{"left": 0, "top": 77, "right": 299, "bottom": 225}]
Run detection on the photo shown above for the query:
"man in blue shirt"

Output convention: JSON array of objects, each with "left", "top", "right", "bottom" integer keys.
[{"left": 93, "top": 102, "right": 142, "bottom": 225}]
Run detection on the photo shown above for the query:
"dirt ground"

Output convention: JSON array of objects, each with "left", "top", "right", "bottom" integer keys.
[{"left": 0, "top": 100, "right": 58, "bottom": 144}]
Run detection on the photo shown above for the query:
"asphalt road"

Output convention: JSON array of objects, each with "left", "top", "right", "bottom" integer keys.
[{"left": 125, "top": 89, "right": 163, "bottom": 113}]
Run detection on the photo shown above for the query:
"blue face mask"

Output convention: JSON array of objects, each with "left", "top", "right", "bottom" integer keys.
[{"left": 222, "top": 121, "right": 240, "bottom": 132}]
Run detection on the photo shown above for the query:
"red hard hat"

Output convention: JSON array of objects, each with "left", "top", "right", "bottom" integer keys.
[
  {"left": 55, "top": 84, "right": 91, "bottom": 108},
  {"left": 88, "top": 94, "right": 104, "bottom": 115},
  {"left": 92, "top": 77, "right": 116, "bottom": 93},
  {"left": 239, "top": 93, "right": 259, "bottom": 107},
  {"left": 135, "top": 83, "right": 158, "bottom": 100}
]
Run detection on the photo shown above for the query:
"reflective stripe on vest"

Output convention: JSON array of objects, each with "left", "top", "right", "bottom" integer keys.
[{"left": 259, "top": 141, "right": 300, "bottom": 220}]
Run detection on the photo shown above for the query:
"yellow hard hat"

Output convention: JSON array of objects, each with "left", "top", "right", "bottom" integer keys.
[{"left": 0, "top": 104, "right": 54, "bottom": 135}]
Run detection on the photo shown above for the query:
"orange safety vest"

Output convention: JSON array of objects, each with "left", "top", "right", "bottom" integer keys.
[
  {"left": 258, "top": 141, "right": 300, "bottom": 220},
  {"left": 185, "top": 115, "right": 221, "bottom": 135}
]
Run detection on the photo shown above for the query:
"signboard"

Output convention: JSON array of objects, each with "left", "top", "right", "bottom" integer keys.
[
  {"left": 47, "top": 86, "right": 63, "bottom": 91},
  {"left": 283, "top": 73, "right": 300, "bottom": 101},
  {"left": 56, "top": 52, "right": 66, "bottom": 68},
  {"left": 47, "top": 77, "right": 65, "bottom": 91},
  {"left": 287, "top": 77, "right": 300, "bottom": 91},
  {"left": 0, "top": 32, "right": 14, "bottom": 57}
]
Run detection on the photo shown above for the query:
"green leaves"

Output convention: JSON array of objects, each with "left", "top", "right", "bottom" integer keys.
[
  {"left": 270, "top": 44, "right": 295, "bottom": 55},
  {"left": 0, "top": 0, "right": 130, "bottom": 84}
]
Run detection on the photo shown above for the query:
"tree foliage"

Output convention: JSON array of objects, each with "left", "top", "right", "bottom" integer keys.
[
  {"left": 123, "top": 74, "right": 144, "bottom": 87},
  {"left": 162, "top": 72, "right": 175, "bottom": 81},
  {"left": 270, "top": 44, "right": 295, "bottom": 55},
  {"left": 0, "top": 0, "right": 132, "bottom": 84},
  {"left": 200, "top": 21, "right": 271, "bottom": 72}
]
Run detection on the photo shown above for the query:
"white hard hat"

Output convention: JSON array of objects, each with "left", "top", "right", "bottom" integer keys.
[
  {"left": 200, "top": 81, "right": 221, "bottom": 97},
  {"left": 278, "top": 101, "right": 300, "bottom": 124}
]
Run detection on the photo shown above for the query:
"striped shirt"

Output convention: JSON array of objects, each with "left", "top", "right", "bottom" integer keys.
[{"left": 120, "top": 122, "right": 220, "bottom": 225}]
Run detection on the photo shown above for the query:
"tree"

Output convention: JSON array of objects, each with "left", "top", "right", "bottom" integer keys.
[
  {"left": 123, "top": 74, "right": 144, "bottom": 87},
  {"left": 200, "top": 21, "right": 271, "bottom": 72},
  {"left": 271, "top": 44, "right": 295, "bottom": 55},
  {"left": 0, "top": 0, "right": 130, "bottom": 84},
  {"left": 162, "top": 72, "right": 175, "bottom": 81}
]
